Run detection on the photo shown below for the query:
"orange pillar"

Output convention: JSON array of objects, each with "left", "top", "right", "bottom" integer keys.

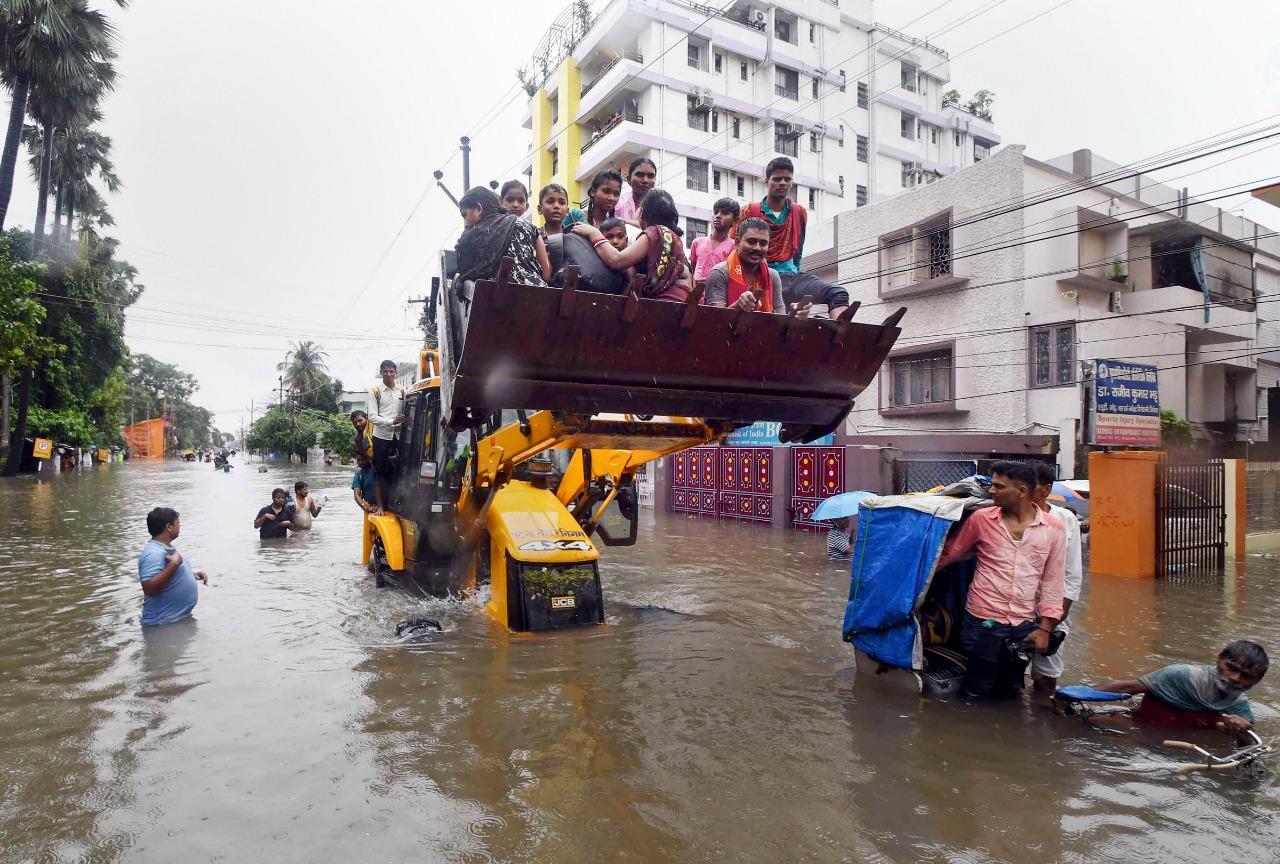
[{"left": 1088, "top": 450, "right": 1162, "bottom": 578}]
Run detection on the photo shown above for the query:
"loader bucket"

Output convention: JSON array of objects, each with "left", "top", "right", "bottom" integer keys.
[{"left": 445, "top": 262, "right": 903, "bottom": 441}]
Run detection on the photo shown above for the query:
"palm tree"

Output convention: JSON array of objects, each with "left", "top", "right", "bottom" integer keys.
[
  {"left": 0, "top": 0, "right": 123, "bottom": 233},
  {"left": 279, "top": 342, "right": 331, "bottom": 398},
  {"left": 24, "top": 115, "right": 119, "bottom": 244}
]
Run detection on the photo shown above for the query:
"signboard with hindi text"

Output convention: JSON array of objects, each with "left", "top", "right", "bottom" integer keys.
[{"left": 1090, "top": 359, "right": 1161, "bottom": 447}]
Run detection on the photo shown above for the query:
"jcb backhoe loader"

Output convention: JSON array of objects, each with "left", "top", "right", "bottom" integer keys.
[{"left": 362, "top": 258, "right": 903, "bottom": 632}]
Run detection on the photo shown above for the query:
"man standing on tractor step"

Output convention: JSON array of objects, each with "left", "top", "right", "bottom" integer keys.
[{"left": 369, "top": 360, "right": 405, "bottom": 505}]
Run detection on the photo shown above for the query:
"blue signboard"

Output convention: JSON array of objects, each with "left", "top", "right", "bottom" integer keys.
[
  {"left": 724, "top": 421, "right": 834, "bottom": 447},
  {"left": 1091, "top": 359, "right": 1160, "bottom": 447}
]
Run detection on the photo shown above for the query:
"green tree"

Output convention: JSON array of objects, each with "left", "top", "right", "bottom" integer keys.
[
  {"left": 279, "top": 341, "right": 329, "bottom": 395},
  {"left": 942, "top": 88, "right": 961, "bottom": 108},
  {"left": 965, "top": 89, "right": 995, "bottom": 122},
  {"left": 0, "top": 0, "right": 124, "bottom": 232},
  {"left": 247, "top": 405, "right": 354, "bottom": 461},
  {"left": 1160, "top": 409, "right": 1195, "bottom": 450},
  {"left": 1, "top": 234, "right": 57, "bottom": 450}
]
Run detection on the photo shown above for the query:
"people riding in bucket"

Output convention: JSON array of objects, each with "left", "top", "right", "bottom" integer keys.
[{"left": 456, "top": 186, "right": 550, "bottom": 286}]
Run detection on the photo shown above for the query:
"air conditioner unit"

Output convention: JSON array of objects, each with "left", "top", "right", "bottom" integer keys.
[
  {"left": 778, "top": 122, "right": 802, "bottom": 139},
  {"left": 1109, "top": 290, "right": 1124, "bottom": 313},
  {"left": 752, "top": 10, "right": 767, "bottom": 25}
]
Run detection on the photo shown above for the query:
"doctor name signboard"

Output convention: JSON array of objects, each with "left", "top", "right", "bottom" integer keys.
[{"left": 1091, "top": 360, "right": 1161, "bottom": 447}]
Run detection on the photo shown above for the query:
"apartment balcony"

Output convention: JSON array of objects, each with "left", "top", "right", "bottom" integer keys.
[
  {"left": 581, "top": 110, "right": 644, "bottom": 154},
  {"left": 581, "top": 52, "right": 643, "bottom": 98},
  {"left": 1056, "top": 209, "right": 1130, "bottom": 294},
  {"left": 1120, "top": 284, "right": 1255, "bottom": 345}
]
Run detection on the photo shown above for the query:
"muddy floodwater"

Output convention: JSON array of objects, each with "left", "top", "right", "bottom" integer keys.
[{"left": 1, "top": 459, "right": 1277, "bottom": 863}]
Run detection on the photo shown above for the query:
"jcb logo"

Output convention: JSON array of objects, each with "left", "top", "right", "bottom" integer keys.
[{"left": 551, "top": 596, "right": 576, "bottom": 609}]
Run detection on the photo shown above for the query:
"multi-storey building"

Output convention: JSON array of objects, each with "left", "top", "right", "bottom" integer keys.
[
  {"left": 828, "top": 145, "right": 1280, "bottom": 476},
  {"left": 520, "top": 0, "right": 1000, "bottom": 240}
]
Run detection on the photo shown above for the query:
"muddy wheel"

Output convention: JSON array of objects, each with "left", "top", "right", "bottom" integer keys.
[{"left": 370, "top": 536, "right": 391, "bottom": 588}]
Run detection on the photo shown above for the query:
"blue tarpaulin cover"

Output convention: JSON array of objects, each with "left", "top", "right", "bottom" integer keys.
[{"left": 841, "top": 495, "right": 966, "bottom": 670}]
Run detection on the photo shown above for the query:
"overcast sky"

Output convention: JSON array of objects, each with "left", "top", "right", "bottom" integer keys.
[{"left": 6, "top": 0, "right": 1279, "bottom": 434}]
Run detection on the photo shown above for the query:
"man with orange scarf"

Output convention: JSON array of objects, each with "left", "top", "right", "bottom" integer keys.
[
  {"left": 706, "top": 217, "right": 786, "bottom": 313},
  {"left": 738, "top": 157, "right": 848, "bottom": 318}
]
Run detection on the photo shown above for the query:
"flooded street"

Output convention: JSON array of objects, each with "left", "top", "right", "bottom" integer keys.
[{"left": 1, "top": 460, "right": 1277, "bottom": 863}]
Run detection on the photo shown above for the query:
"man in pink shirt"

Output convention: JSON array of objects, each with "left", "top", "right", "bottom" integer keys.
[
  {"left": 689, "top": 198, "right": 740, "bottom": 290},
  {"left": 936, "top": 461, "right": 1066, "bottom": 698}
]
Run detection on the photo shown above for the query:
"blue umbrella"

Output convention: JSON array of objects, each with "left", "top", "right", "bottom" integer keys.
[{"left": 811, "top": 491, "right": 877, "bottom": 521}]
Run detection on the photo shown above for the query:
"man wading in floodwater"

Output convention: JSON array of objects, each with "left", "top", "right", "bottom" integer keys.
[
  {"left": 138, "top": 507, "right": 207, "bottom": 626},
  {"left": 935, "top": 461, "right": 1066, "bottom": 698}
]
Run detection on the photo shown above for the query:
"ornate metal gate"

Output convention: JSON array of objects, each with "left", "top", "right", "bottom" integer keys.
[
  {"left": 791, "top": 446, "right": 845, "bottom": 531},
  {"left": 1156, "top": 460, "right": 1226, "bottom": 576},
  {"left": 671, "top": 446, "right": 718, "bottom": 517},
  {"left": 718, "top": 447, "right": 774, "bottom": 523}
]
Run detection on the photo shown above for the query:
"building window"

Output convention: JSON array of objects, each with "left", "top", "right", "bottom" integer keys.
[
  {"left": 740, "top": 61, "right": 749, "bottom": 82},
  {"left": 686, "top": 217, "right": 709, "bottom": 241},
  {"left": 775, "top": 66, "right": 799, "bottom": 100},
  {"left": 550, "top": 147, "right": 558, "bottom": 177},
  {"left": 774, "top": 122, "right": 799, "bottom": 156},
  {"left": 900, "top": 112, "right": 916, "bottom": 141},
  {"left": 809, "top": 22, "right": 816, "bottom": 43},
  {"left": 975, "top": 140, "right": 992, "bottom": 161},
  {"left": 808, "top": 188, "right": 818, "bottom": 211},
  {"left": 775, "top": 12, "right": 796, "bottom": 44},
  {"left": 839, "top": 70, "right": 847, "bottom": 92},
  {"left": 901, "top": 161, "right": 916, "bottom": 188},
  {"left": 838, "top": 174, "right": 844, "bottom": 196},
  {"left": 687, "top": 95, "right": 710, "bottom": 131},
  {"left": 713, "top": 169, "right": 722, "bottom": 191},
  {"left": 714, "top": 52, "right": 723, "bottom": 73},
  {"left": 954, "top": 131, "right": 961, "bottom": 147},
  {"left": 857, "top": 81, "right": 868, "bottom": 108},
  {"left": 901, "top": 63, "right": 918, "bottom": 93},
  {"left": 687, "top": 158, "right": 709, "bottom": 192},
  {"left": 688, "top": 38, "right": 708, "bottom": 71},
  {"left": 930, "top": 127, "right": 937, "bottom": 144},
  {"left": 736, "top": 176, "right": 745, "bottom": 197},
  {"left": 809, "top": 131, "right": 822, "bottom": 153},
  {"left": 550, "top": 99, "right": 559, "bottom": 126},
  {"left": 856, "top": 134, "right": 868, "bottom": 162},
  {"left": 856, "top": 185, "right": 868, "bottom": 207},
  {"left": 732, "top": 116, "right": 741, "bottom": 139},
  {"left": 811, "top": 77, "right": 820, "bottom": 99},
  {"left": 1030, "top": 324, "right": 1075, "bottom": 387},
  {"left": 711, "top": 109, "right": 719, "bottom": 133},
  {"left": 881, "top": 213, "right": 953, "bottom": 291},
  {"left": 889, "top": 348, "right": 953, "bottom": 407}
]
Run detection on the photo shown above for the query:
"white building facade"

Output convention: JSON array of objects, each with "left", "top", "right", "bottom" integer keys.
[
  {"left": 522, "top": 0, "right": 1000, "bottom": 239},
  {"left": 828, "top": 145, "right": 1280, "bottom": 476}
]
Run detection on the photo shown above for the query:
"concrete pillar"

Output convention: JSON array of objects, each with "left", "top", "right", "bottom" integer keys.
[
  {"left": 1089, "top": 450, "right": 1162, "bottom": 578},
  {"left": 653, "top": 456, "right": 670, "bottom": 515},
  {"left": 1224, "top": 457, "right": 1246, "bottom": 560},
  {"left": 554, "top": 60, "right": 583, "bottom": 203},
  {"left": 770, "top": 445, "right": 791, "bottom": 529}
]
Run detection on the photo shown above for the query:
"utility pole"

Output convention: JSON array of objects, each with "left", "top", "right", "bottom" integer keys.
[{"left": 460, "top": 136, "right": 471, "bottom": 190}]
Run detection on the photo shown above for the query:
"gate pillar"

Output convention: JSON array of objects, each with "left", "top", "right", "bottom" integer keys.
[
  {"left": 1089, "top": 451, "right": 1161, "bottom": 578},
  {"left": 1223, "top": 458, "right": 1246, "bottom": 560}
]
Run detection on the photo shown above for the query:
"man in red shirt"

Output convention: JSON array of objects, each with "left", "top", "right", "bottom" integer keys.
[{"left": 936, "top": 461, "right": 1066, "bottom": 698}]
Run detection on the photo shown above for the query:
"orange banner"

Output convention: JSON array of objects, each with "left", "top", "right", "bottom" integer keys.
[{"left": 122, "top": 418, "right": 166, "bottom": 459}]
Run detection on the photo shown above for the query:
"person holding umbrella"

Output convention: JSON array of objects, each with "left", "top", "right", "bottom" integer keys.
[{"left": 812, "top": 491, "right": 876, "bottom": 559}]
